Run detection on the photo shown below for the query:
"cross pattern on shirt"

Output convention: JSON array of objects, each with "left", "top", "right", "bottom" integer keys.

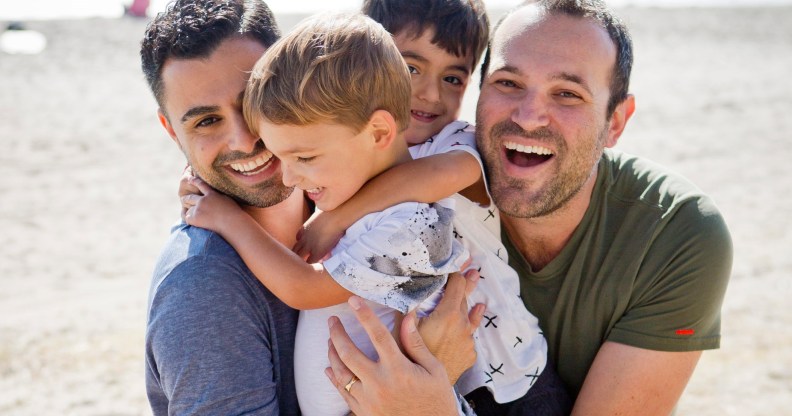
[
  {"left": 483, "top": 314, "right": 498, "bottom": 328},
  {"left": 525, "top": 367, "right": 541, "bottom": 386},
  {"left": 484, "top": 209, "right": 496, "bottom": 222}
]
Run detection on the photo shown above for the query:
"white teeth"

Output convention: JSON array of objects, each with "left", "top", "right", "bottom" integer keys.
[
  {"left": 504, "top": 141, "right": 553, "bottom": 156},
  {"left": 304, "top": 187, "right": 322, "bottom": 194},
  {"left": 230, "top": 150, "right": 274, "bottom": 175},
  {"left": 412, "top": 110, "right": 435, "bottom": 117}
]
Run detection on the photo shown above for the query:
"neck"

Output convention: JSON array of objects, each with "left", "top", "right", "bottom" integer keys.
[
  {"left": 501, "top": 170, "right": 598, "bottom": 271},
  {"left": 242, "top": 190, "right": 309, "bottom": 248}
]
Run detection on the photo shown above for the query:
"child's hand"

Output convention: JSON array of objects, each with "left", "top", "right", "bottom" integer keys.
[
  {"left": 177, "top": 166, "right": 200, "bottom": 222},
  {"left": 181, "top": 176, "right": 243, "bottom": 233},
  {"left": 293, "top": 210, "right": 345, "bottom": 263}
]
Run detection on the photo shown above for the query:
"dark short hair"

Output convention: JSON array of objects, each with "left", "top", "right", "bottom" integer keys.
[
  {"left": 140, "top": 0, "right": 280, "bottom": 107},
  {"left": 481, "top": 0, "right": 632, "bottom": 118},
  {"left": 362, "top": 0, "right": 490, "bottom": 70}
]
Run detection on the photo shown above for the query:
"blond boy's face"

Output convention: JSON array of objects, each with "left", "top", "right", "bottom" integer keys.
[
  {"left": 393, "top": 28, "right": 473, "bottom": 146},
  {"left": 259, "top": 120, "right": 377, "bottom": 212}
]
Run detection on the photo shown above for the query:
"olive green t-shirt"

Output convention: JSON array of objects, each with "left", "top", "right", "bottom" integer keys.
[{"left": 504, "top": 149, "right": 732, "bottom": 398}]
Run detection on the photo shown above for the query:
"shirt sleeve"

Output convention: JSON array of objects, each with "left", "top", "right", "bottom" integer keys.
[
  {"left": 607, "top": 196, "right": 733, "bottom": 351},
  {"left": 323, "top": 201, "right": 468, "bottom": 313},
  {"left": 145, "top": 255, "right": 286, "bottom": 415}
]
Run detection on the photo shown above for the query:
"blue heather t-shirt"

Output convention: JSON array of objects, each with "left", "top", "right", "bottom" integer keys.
[{"left": 145, "top": 223, "right": 300, "bottom": 415}]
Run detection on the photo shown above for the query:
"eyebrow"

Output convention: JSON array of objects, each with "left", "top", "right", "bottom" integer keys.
[
  {"left": 551, "top": 72, "right": 592, "bottom": 95},
  {"left": 401, "top": 51, "right": 470, "bottom": 74},
  {"left": 180, "top": 106, "right": 219, "bottom": 124},
  {"left": 491, "top": 65, "right": 593, "bottom": 95},
  {"left": 179, "top": 91, "right": 246, "bottom": 124}
]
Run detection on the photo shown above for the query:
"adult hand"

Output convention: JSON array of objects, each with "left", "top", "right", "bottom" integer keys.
[
  {"left": 418, "top": 269, "right": 485, "bottom": 384},
  {"left": 326, "top": 296, "right": 460, "bottom": 416}
]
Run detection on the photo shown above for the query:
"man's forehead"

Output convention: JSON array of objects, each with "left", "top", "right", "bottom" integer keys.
[
  {"left": 489, "top": 8, "right": 616, "bottom": 78},
  {"left": 159, "top": 36, "right": 267, "bottom": 111}
]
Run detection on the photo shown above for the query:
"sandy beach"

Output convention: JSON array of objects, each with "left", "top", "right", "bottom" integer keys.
[{"left": 0, "top": 6, "right": 790, "bottom": 415}]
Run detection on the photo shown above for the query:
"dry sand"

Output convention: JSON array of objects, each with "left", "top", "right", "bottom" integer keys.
[{"left": 0, "top": 6, "right": 790, "bottom": 415}]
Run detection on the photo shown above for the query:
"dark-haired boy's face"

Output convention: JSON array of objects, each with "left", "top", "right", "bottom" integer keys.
[
  {"left": 158, "top": 36, "right": 293, "bottom": 208},
  {"left": 393, "top": 28, "right": 474, "bottom": 145}
]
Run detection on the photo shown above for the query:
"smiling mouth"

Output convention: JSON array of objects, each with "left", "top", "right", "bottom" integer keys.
[
  {"left": 504, "top": 141, "right": 554, "bottom": 168},
  {"left": 230, "top": 150, "right": 274, "bottom": 176},
  {"left": 411, "top": 110, "right": 439, "bottom": 122}
]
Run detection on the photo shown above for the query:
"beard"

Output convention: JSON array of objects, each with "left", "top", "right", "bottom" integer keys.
[
  {"left": 476, "top": 118, "right": 607, "bottom": 219},
  {"left": 193, "top": 140, "right": 295, "bottom": 208}
]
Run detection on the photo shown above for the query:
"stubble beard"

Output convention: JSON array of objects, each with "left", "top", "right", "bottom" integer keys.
[
  {"left": 477, "top": 119, "right": 607, "bottom": 220},
  {"left": 192, "top": 141, "right": 295, "bottom": 209}
]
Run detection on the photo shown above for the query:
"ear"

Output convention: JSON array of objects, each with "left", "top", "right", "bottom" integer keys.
[
  {"left": 158, "top": 108, "right": 181, "bottom": 149},
  {"left": 604, "top": 94, "right": 635, "bottom": 148},
  {"left": 366, "top": 109, "right": 398, "bottom": 150}
]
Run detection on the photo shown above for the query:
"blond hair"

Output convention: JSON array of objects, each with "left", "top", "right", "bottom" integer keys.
[{"left": 244, "top": 12, "right": 411, "bottom": 136}]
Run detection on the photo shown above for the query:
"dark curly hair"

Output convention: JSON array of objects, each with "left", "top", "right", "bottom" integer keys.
[
  {"left": 362, "top": 0, "right": 489, "bottom": 70},
  {"left": 140, "top": 0, "right": 280, "bottom": 106}
]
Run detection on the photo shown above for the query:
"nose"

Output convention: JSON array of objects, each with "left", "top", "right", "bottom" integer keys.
[
  {"left": 227, "top": 113, "right": 259, "bottom": 153},
  {"left": 414, "top": 76, "right": 441, "bottom": 104},
  {"left": 511, "top": 90, "right": 550, "bottom": 132},
  {"left": 280, "top": 160, "right": 300, "bottom": 188}
]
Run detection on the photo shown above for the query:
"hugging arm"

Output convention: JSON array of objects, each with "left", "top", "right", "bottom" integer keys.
[
  {"left": 181, "top": 177, "right": 352, "bottom": 310},
  {"left": 295, "top": 151, "right": 484, "bottom": 262}
]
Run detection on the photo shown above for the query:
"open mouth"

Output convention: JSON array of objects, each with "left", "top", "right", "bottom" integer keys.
[
  {"left": 504, "top": 141, "right": 554, "bottom": 168},
  {"left": 229, "top": 150, "right": 274, "bottom": 176}
]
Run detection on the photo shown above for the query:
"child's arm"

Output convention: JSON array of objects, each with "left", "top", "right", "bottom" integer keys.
[
  {"left": 182, "top": 177, "right": 353, "bottom": 310},
  {"left": 295, "top": 151, "right": 487, "bottom": 261}
]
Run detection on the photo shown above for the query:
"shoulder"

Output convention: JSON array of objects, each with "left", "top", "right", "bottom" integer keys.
[
  {"left": 410, "top": 120, "right": 478, "bottom": 158},
  {"left": 602, "top": 149, "right": 731, "bottom": 256},
  {"left": 146, "top": 224, "right": 299, "bottom": 414},
  {"left": 147, "top": 223, "right": 295, "bottom": 326}
]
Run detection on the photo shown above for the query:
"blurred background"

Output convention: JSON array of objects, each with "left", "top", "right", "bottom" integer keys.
[{"left": 1, "top": 0, "right": 790, "bottom": 414}]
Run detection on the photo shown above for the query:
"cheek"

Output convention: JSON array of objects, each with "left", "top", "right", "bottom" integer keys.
[{"left": 442, "top": 90, "right": 464, "bottom": 116}]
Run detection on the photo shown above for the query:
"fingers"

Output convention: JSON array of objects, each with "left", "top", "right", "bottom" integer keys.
[
  {"left": 178, "top": 168, "right": 199, "bottom": 197},
  {"left": 346, "top": 296, "right": 403, "bottom": 367},
  {"left": 463, "top": 267, "right": 480, "bottom": 298},
  {"left": 468, "top": 303, "right": 485, "bottom": 330},
  {"left": 461, "top": 256, "right": 473, "bottom": 272},
  {"left": 189, "top": 176, "right": 213, "bottom": 195},
  {"left": 327, "top": 308, "right": 376, "bottom": 382},
  {"left": 326, "top": 336, "right": 360, "bottom": 411},
  {"left": 292, "top": 237, "right": 309, "bottom": 260},
  {"left": 399, "top": 311, "right": 445, "bottom": 376},
  {"left": 435, "top": 272, "right": 465, "bottom": 315}
]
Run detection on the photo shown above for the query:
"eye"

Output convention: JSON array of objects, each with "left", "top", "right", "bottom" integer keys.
[
  {"left": 556, "top": 90, "right": 584, "bottom": 104},
  {"left": 296, "top": 156, "right": 315, "bottom": 163},
  {"left": 558, "top": 91, "right": 581, "bottom": 99},
  {"left": 495, "top": 79, "right": 518, "bottom": 89},
  {"left": 443, "top": 75, "right": 464, "bottom": 86},
  {"left": 196, "top": 116, "right": 220, "bottom": 127},
  {"left": 406, "top": 65, "right": 419, "bottom": 75}
]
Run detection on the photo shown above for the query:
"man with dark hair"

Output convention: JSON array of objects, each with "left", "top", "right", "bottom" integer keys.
[
  {"left": 141, "top": 1, "right": 480, "bottom": 414},
  {"left": 327, "top": 1, "right": 732, "bottom": 414},
  {"left": 140, "top": 1, "right": 302, "bottom": 414}
]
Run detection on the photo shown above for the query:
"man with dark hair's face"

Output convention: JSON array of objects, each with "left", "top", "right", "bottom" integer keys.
[{"left": 157, "top": 36, "right": 294, "bottom": 208}]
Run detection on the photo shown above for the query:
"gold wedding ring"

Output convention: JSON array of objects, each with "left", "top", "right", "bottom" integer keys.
[{"left": 344, "top": 375, "right": 359, "bottom": 393}]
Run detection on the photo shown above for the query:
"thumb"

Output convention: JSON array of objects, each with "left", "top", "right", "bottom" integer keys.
[{"left": 400, "top": 311, "right": 445, "bottom": 375}]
